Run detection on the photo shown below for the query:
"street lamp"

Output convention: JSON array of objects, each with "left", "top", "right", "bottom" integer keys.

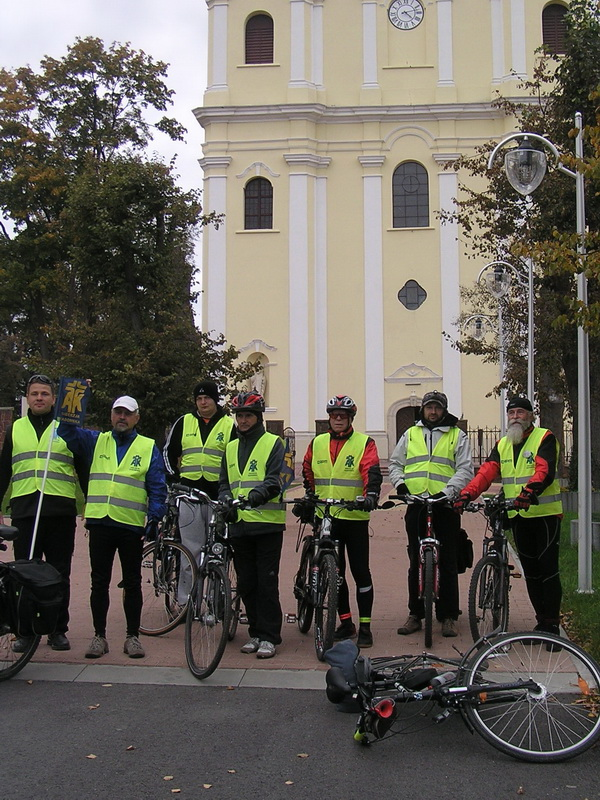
[
  {"left": 477, "top": 259, "right": 535, "bottom": 410},
  {"left": 462, "top": 312, "right": 506, "bottom": 432},
  {"left": 488, "top": 113, "right": 592, "bottom": 594}
]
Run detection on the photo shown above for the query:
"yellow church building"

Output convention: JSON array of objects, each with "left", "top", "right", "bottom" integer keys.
[{"left": 196, "top": 0, "right": 568, "bottom": 457}]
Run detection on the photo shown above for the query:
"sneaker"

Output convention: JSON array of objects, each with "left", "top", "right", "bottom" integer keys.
[
  {"left": 357, "top": 627, "right": 373, "bottom": 648},
  {"left": 333, "top": 621, "right": 357, "bottom": 641},
  {"left": 442, "top": 618, "right": 458, "bottom": 638},
  {"left": 47, "top": 633, "right": 71, "bottom": 651},
  {"left": 12, "top": 636, "right": 35, "bottom": 653},
  {"left": 85, "top": 635, "right": 109, "bottom": 659},
  {"left": 397, "top": 615, "right": 422, "bottom": 635},
  {"left": 123, "top": 636, "right": 145, "bottom": 659},
  {"left": 240, "top": 637, "right": 260, "bottom": 654},
  {"left": 256, "top": 640, "right": 276, "bottom": 659}
]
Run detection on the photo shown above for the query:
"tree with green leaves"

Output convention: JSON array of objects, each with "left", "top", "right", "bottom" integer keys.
[
  {"left": 0, "top": 37, "right": 252, "bottom": 441},
  {"left": 445, "top": 0, "right": 600, "bottom": 486}
]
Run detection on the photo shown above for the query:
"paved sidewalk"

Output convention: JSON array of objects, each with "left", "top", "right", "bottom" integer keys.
[{"left": 13, "top": 482, "right": 537, "bottom": 684}]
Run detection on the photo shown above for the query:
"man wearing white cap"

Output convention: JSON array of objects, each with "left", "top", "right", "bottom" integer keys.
[{"left": 59, "top": 395, "right": 167, "bottom": 659}]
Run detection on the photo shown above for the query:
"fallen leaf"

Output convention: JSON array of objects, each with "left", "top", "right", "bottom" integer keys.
[
  {"left": 517, "top": 788, "right": 525, "bottom": 795},
  {"left": 297, "top": 753, "right": 309, "bottom": 758},
  {"left": 285, "top": 780, "right": 294, "bottom": 785},
  {"left": 227, "top": 769, "right": 236, "bottom": 773},
  {"left": 203, "top": 784, "right": 212, "bottom": 789},
  {"left": 88, "top": 704, "right": 100, "bottom": 710},
  {"left": 101, "top": 683, "right": 112, "bottom": 687},
  {"left": 27, "top": 680, "right": 33, "bottom": 685},
  {"left": 86, "top": 754, "right": 97, "bottom": 760},
  {"left": 226, "top": 686, "right": 235, "bottom": 690},
  {"left": 164, "top": 776, "right": 174, "bottom": 781},
  {"left": 126, "top": 745, "right": 135, "bottom": 751}
]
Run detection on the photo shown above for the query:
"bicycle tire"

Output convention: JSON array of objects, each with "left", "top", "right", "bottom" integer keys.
[
  {"left": 226, "top": 555, "right": 241, "bottom": 641},
  {"left": 185, "top": 562, "right": 231, "bottom": 680},
  {"left": 468, "top": 554, "right": 509, "bottom": 643},
  {"left": 422, "top": 548, "right": 434, "bottom": 649},
  {"left": 140, "top": 540, "right": 197, "bottom": 636},
  {"left": 295, "top": 538, "right": 313, "bottom": 634},
  {"left": 313, "top": 553, "right": 338, "bottom": 661},
  {"left": 0, "top": 627, "right": 40, "bottom": 681},
  {"left": 461, "top": 631, "right": 600, "bottom": 762}
]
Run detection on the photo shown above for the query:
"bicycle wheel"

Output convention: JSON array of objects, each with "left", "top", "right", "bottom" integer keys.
[
  {"left": 468, "top": 555, "right": 509, "bottom": 643},
  {"left": 295, "top": 538, "right": 313, "bottom": 634},
  {"left": 140, "top": 540, "right": 197, "bottom": 636},
  {"left": 422, "top": 548, "right": 434, "bottom": 649},
  {"left": 462, "top": 631, "right": 600, "bottom": 762},
  {"left": 0, "top": 626, "right": 40, "bottom": 681},
  {"left": 226, "top": 554, "right": 241, "bottom": 641},
  {"left": 313, "top": 553, "right": 338, "bottom": 661},
  {"left": 185, "top": 562, "right": 231, "bottom": 680}
]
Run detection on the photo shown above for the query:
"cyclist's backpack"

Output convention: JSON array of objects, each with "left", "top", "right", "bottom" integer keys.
[
  {"left": 5, "top": 558, "right": 63, "bottom": 636},
  {"left": 456, "top": 528, "right": 474, "bottom": 574}
]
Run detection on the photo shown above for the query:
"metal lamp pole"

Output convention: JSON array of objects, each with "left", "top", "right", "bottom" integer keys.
[{"left": 487, "top": 113, "right": 593, "bottom": 593}]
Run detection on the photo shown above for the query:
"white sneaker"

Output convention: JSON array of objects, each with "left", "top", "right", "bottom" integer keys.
[
  {"left": 240, "top": 637, "right": 260, "bottom": 654},
  {"left": 256, "top": 640, "right": 276, "bottom": 659}
]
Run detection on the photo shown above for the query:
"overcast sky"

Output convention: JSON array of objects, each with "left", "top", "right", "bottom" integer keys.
[{"left": 2, "top": 0, "right": 209, "bottom": 194}]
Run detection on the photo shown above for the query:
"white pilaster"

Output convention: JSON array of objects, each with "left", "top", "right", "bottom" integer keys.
[
  {"left": 312, "top": 1, "right": 324, "bottom": 89},
  {"left": 362, "top": 1, "right": 379, "bottom": 89},
  {"left": 200, "top": 158, "right": 230, "bottom": 336},
  {"left": 288, "top": 171, "right": 310, "bottom": 432},
  {"left": 360, "top": 157, "right": 386, "bottom": 432},
  {"left": 490, "top": 0, "right": 505, "bottom": 83},
  {"left": 289, "top": 0, "right": 310, "bottom": 88},
  {"left": 510, "top": 0, "right": 527, "bottom": 78},
  {"left": 437, "top": 0, "right": 454, "bottom": 86},
  {"left": 436, "top": 161, "right": 462, "bottom": 415},
  {"left": 207, "top": 0, "right": 228, "bottom": 91},
  {"left": 314, "top": 176, "right": 328, "bottom": 418}
]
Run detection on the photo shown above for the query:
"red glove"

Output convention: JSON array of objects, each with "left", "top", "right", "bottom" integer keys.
[
  {"left": 513, "top": 487, "right": 537, "bottom": 510},
  {"left": 453, "top": 491, "right": 471, "bottom": 514}
]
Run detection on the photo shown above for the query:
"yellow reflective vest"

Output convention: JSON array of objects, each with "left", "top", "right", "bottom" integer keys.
[
  {"left": 404, "top": 426, "right": 460, "bottom": 495},
  {"left": 311, "top": 432, "right": 369, "bottom": 521},
  {"left": 180, "top": 413, "right": 233, "bottom": 481},
  {"left": 226, "top": 433, "right": 285, "bottom": 524},
  {"left": 498, "top": 428, "right": 563, "bottom": 518},
  {"left": 86, "top": 432, "right": 155, "bottom": 527},
  {"left": 11, "top": 417, "right": 76, "bottom": 499}
]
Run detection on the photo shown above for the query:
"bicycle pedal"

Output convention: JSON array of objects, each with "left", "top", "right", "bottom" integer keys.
[
  {"left": 286, "top": 613, "right": 297, "bottom": 623},
  {"left": 512, "top": 572, "right": 521, "bottom": 579}
]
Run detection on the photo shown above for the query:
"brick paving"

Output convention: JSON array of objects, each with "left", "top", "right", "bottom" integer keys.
[{"left": 17, "top": 481, "right": 539, "bottom": 674}]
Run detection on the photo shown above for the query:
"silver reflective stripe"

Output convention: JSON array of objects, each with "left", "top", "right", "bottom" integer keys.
[
  {"left": 230, "top": 480, "right": 242, "bottom": 491},
  {"left": 329, "top": 479, "right": 363, "bottom": 488},
  {"left": 87, "top": 495, "right": 146, "bottom": 512},
  {"left": 12, "top": 450, "right": 73, "bottom": 465},
  {"left": 12, "top": 451, "right": 38, "bottom": 464},
  {"left": 429, "top": 456, "right": 455, "bottom": 467},
  {"left": 538, "top": 494, "right": 561, "bottom": 504},
  {"left": 182, "top": 446, "right": 223, "bottom": 458},
  {"left": 89, "top": 473, "right": 145, "bottom": 490},
  {"left": 12, "top": 470, "right": 36, "bottom": 480},
  {"left": 180, "top": 464, "right": 220, "bottom": 475},
  {"left": 404, "top": 456, "right": 423, "bottom": 466},
  {"left": 35, "top": 471, "right": 75, "bottom": 483},
  {"left": 408, "top": 470, "right": 450, "bottom": 484},
  {"left": 314, "top": 479, "right": 331, "bottom": 486}
]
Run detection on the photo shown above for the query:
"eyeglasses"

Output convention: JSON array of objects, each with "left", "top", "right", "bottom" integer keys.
[
  {"left": 329, "top": 412, "right": 350, "bottom": 420},
  {"left": 27, "top": 374, "right": 53, "bottom": 387}
]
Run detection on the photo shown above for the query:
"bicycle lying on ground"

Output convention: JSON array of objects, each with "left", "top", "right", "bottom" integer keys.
[
  {"left": 385, "top": 493, "right": 451, "bottom": 648},
  {"left": 325, "top": 631, "right": 600, "bottom": 762},
  {"left": 140, "top": 485, "right": 198, "bottom": 636},
  {"left": 463, "top": 494, "right": 521, "bottom": 643},
  {"left": 292, "top": 494, "right": 368, "bottom": 661},
  {"left": 170, "top": 485, "right": 242, "bottom": 680}
]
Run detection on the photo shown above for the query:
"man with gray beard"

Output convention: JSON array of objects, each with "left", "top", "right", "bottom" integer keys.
[{"left": 454, "top": 397, "right": 563, "bottom": 640}]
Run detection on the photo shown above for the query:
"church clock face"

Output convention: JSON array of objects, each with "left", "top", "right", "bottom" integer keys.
[{"left": 388, "top": 0, "right": 425, "bottom": 30}]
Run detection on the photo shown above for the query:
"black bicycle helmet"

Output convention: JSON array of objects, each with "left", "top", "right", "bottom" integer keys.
[
  {"left": 326, "top": 395, "right": 357, "bottom": 417},
  {"left": 231, "top": 392, "right": 266, "bottom": 414}
]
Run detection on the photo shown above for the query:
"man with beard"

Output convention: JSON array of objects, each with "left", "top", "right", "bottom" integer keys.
[
  {"left": 389, "top": 391, "right": 473, "bottom": 639},
  {"left": 454, "top": 396, "right": 563, "bottom": 638}
]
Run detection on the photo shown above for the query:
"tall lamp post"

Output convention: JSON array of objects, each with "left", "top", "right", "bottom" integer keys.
[{"left": 487, "top": 113, "right": 593, "bottom": 594}]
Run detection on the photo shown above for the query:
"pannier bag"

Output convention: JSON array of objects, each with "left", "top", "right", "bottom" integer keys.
[
  {"left": 5, "top": 558, "right": 63, "bottom": 636},
  {"left": 456, "top": 528, "right": 474, "bottom": 574}
]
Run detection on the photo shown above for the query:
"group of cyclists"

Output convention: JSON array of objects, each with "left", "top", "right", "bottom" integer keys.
[{"left": 0, "top": 374, "right": 564, "bottom": 663}]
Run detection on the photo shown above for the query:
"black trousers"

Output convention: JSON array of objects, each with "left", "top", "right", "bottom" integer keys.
[
  {"left": 232, "top": 531, "right": 283, "bottom": 645},
  {"left": 13, "top": 515, "right": 76, "bottom": 634},
  {"left": 88, "top": 524, "right": 144, "bottom": 638},
  {"left": 404, "top": 504, "right": 460, "bottom": 621},
  {"left": 330, "top": 519, "right": 374, "bottom": 622},
  {"left": 512, "top": 514, "right": 562, "bottom": 624}
]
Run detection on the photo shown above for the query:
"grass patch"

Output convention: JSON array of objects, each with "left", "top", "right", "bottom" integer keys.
[{"left": 560, "top": 512, "right": 600, "bottom": 661}]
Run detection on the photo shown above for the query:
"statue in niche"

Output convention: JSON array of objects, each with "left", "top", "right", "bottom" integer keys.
[{"left": 247, "top": 368, "right": 266, "bottom": 398}]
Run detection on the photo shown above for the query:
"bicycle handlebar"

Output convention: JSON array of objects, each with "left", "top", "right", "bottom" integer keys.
[
  {"left": 387, "top": 493, "right": 451, "bottom": 507},
  {"left": 167, "top": 483, "right": 250, "bottom": 511}
]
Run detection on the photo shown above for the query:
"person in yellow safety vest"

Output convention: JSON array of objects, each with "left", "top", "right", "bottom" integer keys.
[
  {"left": 0, "top": 374, "right": 89, "bottom": 654},
  {"left": 302, "top": 395, "right": 382, "bottom": 649},
  {"left": 389, "top": 391, "right": 474, "bottom": 639},
  {"left": 455, "top": 396, "right": 564, "bottom": 641},
  {"left": 58, "top": 395, "right": 166, "bottom": 660},
  {"left": 163, "top": 380, "right": 236, "bottom": 592},
  {"left": 218, "top": 392, "right": 285, "bottom": 660}
]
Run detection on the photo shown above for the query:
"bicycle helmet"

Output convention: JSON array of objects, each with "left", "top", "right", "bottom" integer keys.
[
  {"left": 231, "top": 392, "right": 266, "bottom": 414},
  {"left": 326, "top": 395, "right": 357, "bottom": 417}
]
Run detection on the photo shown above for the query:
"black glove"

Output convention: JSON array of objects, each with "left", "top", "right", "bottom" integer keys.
[
  {"left": 514, "top": 487, "right": 538, "bottom": 511},
  {"left": 396, "top": 483, "right": 409, "bottom": 496},
  {"left": 220, "top": 497, "right": 239, "bottom": 524},
  {"left": 430, "top": 491, "right": 447, "bottom": 501},
  {"left": 453, "top": 491, "right": 471, "bottom": 514},
  {"left": 292, "top": 498, "right": 314, "bottom": 524},
  {"left": 144, "top": 519, "right": 159, "bottom": 541},
  {"left": 247, "top": 490, "right": 262, "bottom": 508},
  {"left": 361, "top": 493, "right": 379, "bottom": 512}
]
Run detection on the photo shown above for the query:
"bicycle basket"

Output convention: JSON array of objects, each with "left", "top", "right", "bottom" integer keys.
[{"left": 5, "top": 558, "right": 63, "bottom": 636}]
